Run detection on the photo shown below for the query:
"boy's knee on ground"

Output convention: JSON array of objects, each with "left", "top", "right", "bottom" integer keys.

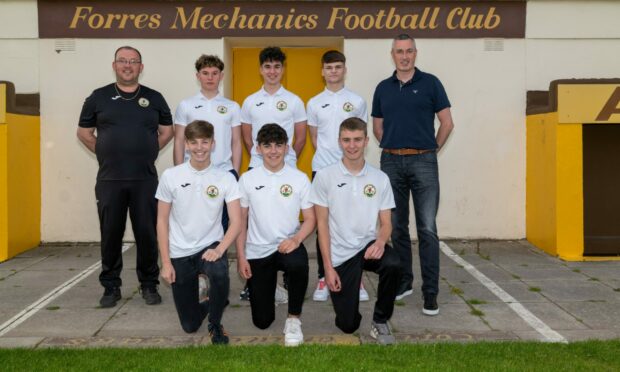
[
  {"left": 180, "top": 320, "right": 202, "bottom": 334},
  {"left": 252, "top": 315, "right": 274, "bottom": 330},
  {"left": 336, "top": 315, "right": 361, "bottom": 334}
]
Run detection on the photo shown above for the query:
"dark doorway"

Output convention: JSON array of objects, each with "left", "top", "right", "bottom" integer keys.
[{"left": 583, "top": 124, "right": 620, "bottom": 256}]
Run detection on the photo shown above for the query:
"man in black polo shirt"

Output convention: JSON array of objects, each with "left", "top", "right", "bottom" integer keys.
[
  {"left": 77, "top": 46, "right": 174, "bottom": 308},
  {"left": 371, "top": 34, "right": 454, "bottom": 315}
]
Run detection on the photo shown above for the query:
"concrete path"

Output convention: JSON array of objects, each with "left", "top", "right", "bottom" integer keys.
[{"left": 0, "top": 238, "right": 618, "bottom": 348}]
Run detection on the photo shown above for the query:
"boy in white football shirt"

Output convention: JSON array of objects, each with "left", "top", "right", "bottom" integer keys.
[
  {"left": 239, "top": 46, "right": 307, "bottom": 301},
  {"left": 306, "top": 50, "right": 369, "bottom": 302},
  {"left": 156, "top": 120, "right": 241, "bottom": 344},
  {"left": 240, "top": 46, "right": 307, "bottom": 169},
  {"left": 173, "top": 55, "right": 242, "bottom": 231},
  {"left": 310, "top": 118, "right": 402, "bottom": 345},
  {"left": 236, "top": 124, "right": 315, "bottom": 346}
]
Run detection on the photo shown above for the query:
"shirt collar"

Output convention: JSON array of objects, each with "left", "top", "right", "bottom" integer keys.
[
  {"left": 260, "top": 164, "right": 287, "bottom": 176},
  {"left": 260, "top": 85, "right": 285, "bottom": 97},
  {"left": 187, "top": 161, "right": 213, "bottom": 175},
  {"left": 195, "top": 91, "right": 222, "bottom": 101},
  {"left": 338, "top": 159, "right": 368, "bottom": 177},
  {"left": 324, "top": 86, "right": 347, "bottom": 96},
  {"left": 390, "top": 67, "right": 423, "bottom": 84}
]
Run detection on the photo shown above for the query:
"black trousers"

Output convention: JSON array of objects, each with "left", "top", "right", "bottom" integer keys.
[
  {"left": 170, "top": 243, "right": 229, "bottom": 333},
  {"left": 247, "top": 244, "right": 309, "bottom": 329},
  {"left": 95, "top": 179, "right": 159, "bottom": 289},
  {"left": 330, "top": 241, "right": 402, "bottom": 334}
]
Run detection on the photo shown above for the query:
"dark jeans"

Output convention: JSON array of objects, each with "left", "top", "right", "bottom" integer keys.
[
  {"left": 247, "top": 244, "right": 309, "bottom": 329},
  {"left": 95, "top": 179, "right": 159, "bottom": 289},
  {"left": 380, "top": 151, "right": 440, "bottom": 296},
  {"left": 330, "top": 240, "right": 401, "bottom": 334},
  {"left": 170, "top": 243, "right": 229, "bottom": 333},
  {"left": 221, "top": 169, "right": 239, "bottom": 231}
]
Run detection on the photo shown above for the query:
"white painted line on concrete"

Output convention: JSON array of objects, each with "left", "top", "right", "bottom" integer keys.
[
  {"left": 440, "top": 241, "right": 567, "bottom": 343},
  {"left": 0, "top": 243, "right": 132, "bottom": 338}
]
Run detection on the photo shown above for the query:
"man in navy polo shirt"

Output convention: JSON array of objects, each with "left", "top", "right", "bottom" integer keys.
[{"left": 371, "top": 34, "right": 454, "bottom": 315}]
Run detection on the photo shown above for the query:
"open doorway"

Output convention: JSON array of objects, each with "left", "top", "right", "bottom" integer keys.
[{"left": 225, "top": 38, "right": 341, "bottom": 178}]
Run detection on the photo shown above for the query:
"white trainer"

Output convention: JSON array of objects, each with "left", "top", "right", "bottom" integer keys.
[
  {"left": 283, "top": 317, "right": 303, "bottom": 346},
  {"left": 359, "top": 281, "right": 370, "bottom": 302},
  {"left": 313, "top": 278, "right": 329, "bottom": 301},
  {"left": 275, "top": 284, "right": 288, "bottom": 304}
]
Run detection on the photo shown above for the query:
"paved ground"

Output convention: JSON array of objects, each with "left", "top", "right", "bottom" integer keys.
[{"left": 0, "top": 237, "right": 618, "bottom": 348}]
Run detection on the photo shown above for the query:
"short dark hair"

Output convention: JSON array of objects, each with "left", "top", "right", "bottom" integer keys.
[
  {"left": 195, "top": 55, "right": 224, "bottom": 72},
  {"left": 392, "top": 34, "right": 417, "bottom": 50},
  {"left": 257, "top": 123, "right": 288, "bottom": 145},
  {"left": 339, "top": 117, "right": 368, "bottom": 137},
  {"left": 394, "top": 33, "right": 413, "bottom": 42},
  {"left": 259, "top": 46, "right": 286, "bottom": 65},
  {"left": 114, "top": 46, "right": 142, "bottom": 61},
  {"left": 185, "top": 120, "right": 214, "bottom": 140},
  {"left": 322, "top": 50, "right": 346, "bottom": 65}
]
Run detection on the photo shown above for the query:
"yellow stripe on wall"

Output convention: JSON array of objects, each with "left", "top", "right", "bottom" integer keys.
[{"left": 558, "top": 84, "right": 620, "bottom": 124}]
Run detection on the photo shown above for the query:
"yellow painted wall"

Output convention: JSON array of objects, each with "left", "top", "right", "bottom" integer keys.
[
  {"left": 526, "top": 112, "right": 584, "bottom": 260},
  {"left": 555, "top": 123, "right": 584, "bottom": 260},
  {"left": 0, "top": 84, "right": 9, "bottom": 261},
  {"left": 232, "top": 47, "right": 333, "bottom": 179},
  {"left": 0, "top": 83, "right": 41, "bottom": 262},
  {"left": 526, "top": 112, "right": 558, "bottom": 255},
  {"left": 0, "top": 127, "right": 7, "bottom": 261}
]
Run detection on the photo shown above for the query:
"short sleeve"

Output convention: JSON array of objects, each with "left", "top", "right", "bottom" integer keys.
[
  {"left": 306, "top": 99, "right": 318, "bottom": 127},
  {"left": 292, "top": 95, "right": 307, "bottom": 123},
  {"left": 173, "top": 100, "right": 189, "bottom": 126},
  {"left": 299, "top": 175, "right": 313, "bottom": 210},
  {"left": 223, "top": 172, "right": 242, "bottom": 203},
  {"left": 155, "top": 170, "right": 173, "bottom": 203},
  {"left": 238, "top": 174, "right": 250, "bottom": 208},
  {"left": 309, "top": 171, "right": 328, "bottom": 207},
  {"left": 78, "top": 92, "right": 97, "bottom": 128},
  {"left": 156, "top": 93, "right": 173, "bottom": 125},
  {"left": 371, "top": 83, "right": 383, "bottom": 119},
  {"left": 230, "top": 102, "right": 242, "bottom": 127},
  {"left": 379, "top": 174, "right": 396, "bottom": 211},
  {"left": 433, "top": 77, "right": 451, "bottom": 113},
  {"left": 240, "top": 97, "right": 252, "bottom": 124},
  {"left": 357, "top": 98, "right": 369, "bottom": 122}
]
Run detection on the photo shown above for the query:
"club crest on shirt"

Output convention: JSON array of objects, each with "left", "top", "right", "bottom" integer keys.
[
  {"left": 217, "top": 105, "right": 227, "bottom": 114},
  {"left": 363, "top": 184, "right": 376, "bottom": 198},
  {"left": 276, "top": 100, "right": 288, "bottom": 111},
  {"left": 138, "top": 97, "right": 150, "bottom": 107},
  {"left": 343, "top": 102, "right": 354, "bottom": 112},
  {"left": 280, "top": 184, "right": 293, "bottom": 197},
  {"left": 206, "top": 185, "right": 219, "bottom": 198}
]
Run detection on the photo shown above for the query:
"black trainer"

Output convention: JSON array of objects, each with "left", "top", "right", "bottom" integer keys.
[
  {"left": 100, "top": 287, "right": 121, "bottom": 308},
  {"left": 395, "top": 282, "right": 413, "bottom": 301},
  {"left": 208, "top": 323, "right": 230, "bottom": 345},
  {"left": 140, "top": 286, "right": 162, "bottom": 305},
  {"left": 423, "top": 294, "right": 439, "bottom": 316}
]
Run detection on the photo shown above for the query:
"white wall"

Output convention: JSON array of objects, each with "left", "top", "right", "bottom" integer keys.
[
  {"left": 526, "top": 1, "right": 620, "bottom": 91},
  {"left": 3, "top": 0, "right": 619, "bottom": 241},
  {"left": 0, "top": 0, "right": 39, "bottom": 92}
]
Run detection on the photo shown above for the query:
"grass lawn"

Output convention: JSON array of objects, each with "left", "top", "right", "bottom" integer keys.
[{"left": 2, "top": 340, "right": 620, "bottom": 371}]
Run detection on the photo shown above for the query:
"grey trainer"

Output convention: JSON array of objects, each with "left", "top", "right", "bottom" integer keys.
[{"left": 370, "top": 321, "right": 395, "bottom": 345}]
